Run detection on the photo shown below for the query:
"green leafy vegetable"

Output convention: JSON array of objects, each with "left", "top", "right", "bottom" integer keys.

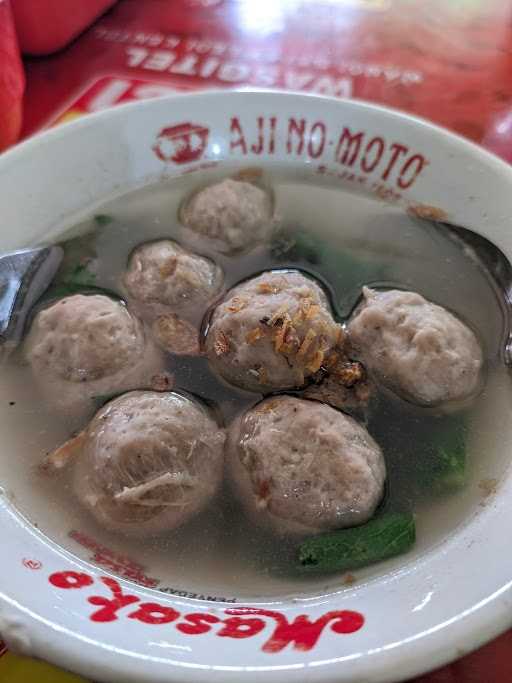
[
  {"left": 66, "top": 262, "right": 96, "bottom": 287},
  {"left": 271, "top": 229, "right": 387, "bottom": 313},
  {"left": 271, "top": 230, "right": 320, "bottom": 263},
  {"left": 56, "top": 232, "right": 97, "bottom": 280},
  {"left": 40, "top": 231, "right": 120, "bottom": 302},
  {"left": 297, "top": 512, "right": 415, "bottom": 574},
  {"left": 417, "top": 416, "right": 467, "bottom": 493},
  {"left": 94, "top": 214, "right": 113, "bottom": 227}
]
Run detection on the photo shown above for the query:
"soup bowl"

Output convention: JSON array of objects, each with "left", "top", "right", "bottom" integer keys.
[{"left": 0, "top": 91, "right": 512, "bottom": 683}]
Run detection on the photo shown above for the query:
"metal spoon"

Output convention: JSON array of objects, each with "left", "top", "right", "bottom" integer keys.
[
  {"left": 435, "top": 222, "right": 512, "bottom": 367},
  {"left": 0, "top": 246, "right": 63, "bottom": 356}
]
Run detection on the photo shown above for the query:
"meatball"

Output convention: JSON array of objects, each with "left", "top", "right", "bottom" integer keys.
[
  {"left": 347, "top": 287, "right": 484, "bottom": 407},
  {"left": 180, "top": 178, "right": 274, "bottom": 251},
  {"left": 123, "top": 239, "right": 223, "bottom": 321},
  {"left": 205, "top": 271, "right": 343, "bottom": 392},
  {"left": 227, "top": 396, "right": 386, "bottom": 536},
  {"left": 73, "top": 391, "right": 226, "bottom": 536},
  {"left": 25, "top": 294, "right": 162, "bottom": 415},
  {"left": 123, "top": 240, "right": 222, "bottom": 355},
  {"left": 152, "top": 314, "right": 200, "bottom": 356}
]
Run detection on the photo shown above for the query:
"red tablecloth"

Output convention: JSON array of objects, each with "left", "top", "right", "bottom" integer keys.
[{"left": 21, "top": 0, "right": 512, "bottom": 165}]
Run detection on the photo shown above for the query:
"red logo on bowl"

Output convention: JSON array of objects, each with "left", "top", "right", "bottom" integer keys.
[
  {"left": 23, "top": 558, "right": 42, "bottom": 570},
  {"left": 153, "top": 122, "right": 209, "bottom": 164},
  {"left": 47, "top": 570, "right": 365, "bottom": 653}
]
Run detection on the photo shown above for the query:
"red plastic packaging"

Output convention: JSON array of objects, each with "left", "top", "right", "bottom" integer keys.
[
  {"left": 11, "top": 0, "right": 118, "bottom": 55},
  {"left": 0, "top": 0, "right": 24, "bottom": 150}
]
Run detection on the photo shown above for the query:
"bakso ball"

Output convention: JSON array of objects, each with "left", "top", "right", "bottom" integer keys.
[
  {"left": 205, "top": 271, "right": 343, "bottom": 392},
  {"left": 152, "top": 314, "right": 200, "bottom": 356},
  {"left": 73, "top": 391, "right": 226, "bottom": 536},
  {"left": 25, "top": 294, "right": 162, "bottom": 414},
  {"left": 347, "top": 287, "right": 484, "bottom": 407},
  {"left": 123, "top": 239, "right": 223, "bottom": 323},
  {"left": 227, "top": 396, "right": 386, "bottom": 536},
  {"left": 180, "top": 178, "right": 274, "bottom": 251}
]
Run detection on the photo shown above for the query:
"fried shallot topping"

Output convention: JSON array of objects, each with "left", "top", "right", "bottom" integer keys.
[
  {"left": 302, "top": 348, "right": 371, "bottom": 413},
  {"left": 227, "top": 297, "right": 248, "bottom": 313},
  {"left": 246, "top": 327, "right": 265, "bottom": 344},
  {"left": 214, "top": 330, "right": 230, "bottom": 356},
  {"left": 257, "top": 281, "right": 281, "bottom": 295}
]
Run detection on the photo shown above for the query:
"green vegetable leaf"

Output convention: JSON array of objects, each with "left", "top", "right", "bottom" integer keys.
[
  {"left": 270, "top": 228, "right": 388, "bottom": 315},
  {"left": 297, "top": 512, "right": 416, "bottom": 575},
  {"left": 68, "top": 263, "right": 96, "bottom": 287},
  {"left": 417, "top": 416, "right": 467, "bottom": 494},
  {"left": 94, "top": 214, "right": 113, "bottom": 227}
]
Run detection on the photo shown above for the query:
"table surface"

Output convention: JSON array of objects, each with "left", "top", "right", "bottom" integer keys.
[{"left": 12, "top": 0, "right": 512, "bottom": 681}]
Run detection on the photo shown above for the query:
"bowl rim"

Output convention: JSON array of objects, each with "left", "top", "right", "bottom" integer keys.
[{"left": 1, "top": 89, "right": 512, "bottom": 683}]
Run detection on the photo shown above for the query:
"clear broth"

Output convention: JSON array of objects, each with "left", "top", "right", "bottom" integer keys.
[{"left": 1, "top": 168, "right": 511, "bottom": 601}]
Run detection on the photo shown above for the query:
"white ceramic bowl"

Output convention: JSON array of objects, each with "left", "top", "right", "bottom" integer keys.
[{"left": 1, "top": 91, "right": 512, "bottom": 683}]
